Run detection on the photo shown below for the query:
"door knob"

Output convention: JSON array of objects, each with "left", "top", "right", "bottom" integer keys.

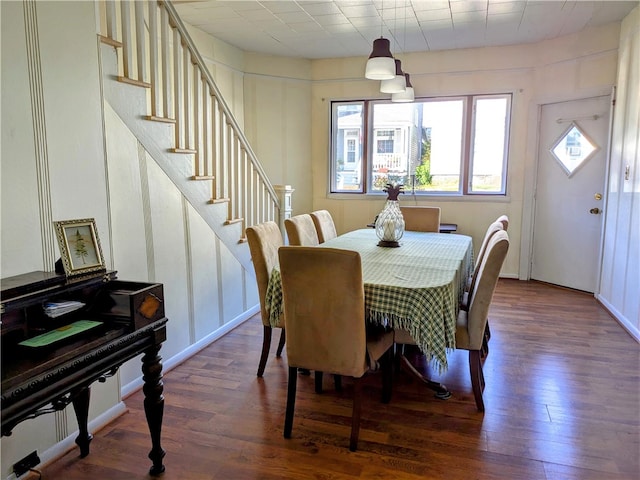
[{"left": 589, "top": 207, "right": 602, "bottom": 214}]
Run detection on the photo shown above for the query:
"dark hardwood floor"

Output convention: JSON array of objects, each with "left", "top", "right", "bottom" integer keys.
[{"left": 40, "top": 280, "right": 639, "bottom": 479}]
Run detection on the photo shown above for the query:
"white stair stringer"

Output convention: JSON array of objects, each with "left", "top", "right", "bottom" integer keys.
[{"left": 99, "top": 42, "right": 253, "bottom": 273}]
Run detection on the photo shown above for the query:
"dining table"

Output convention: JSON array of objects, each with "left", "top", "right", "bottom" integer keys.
[{"left": 264, "top": 228, "right": 474, "bottom": 397}]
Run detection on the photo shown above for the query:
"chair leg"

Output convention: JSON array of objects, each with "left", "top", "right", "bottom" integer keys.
[
  {"left": 315, "top": 371, "right": 324, "bottom": 393},
  {"left": 394, "top": 343, "right": 403, "bottom": 374},
  {"left": 481, "top": 335, "right": 489, "bottom": 360},
  {"left": 381, "top": 348, "right": 393, "bottom": 404},
  {"left": 349, "top": 377, "right": 363, "bottom": 452},
  {"left": 481, "top": 321, "right": 491, "bottom": 359},
  {"left": 276, "top": 328, "right": 286, "bottom": 357},
  {"left": 333, "top": 374, "right": 342, "bottom": 392},
  {"left": 257, "top": 325, "right": 272, "bottom": 377},
  {"left": 283, "top": 366, "right": 298, "bottom": 439},
  {"left": 469, "top": 350, "right": 485, "bottom": 412}
]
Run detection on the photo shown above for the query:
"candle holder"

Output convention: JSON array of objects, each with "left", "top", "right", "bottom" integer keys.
[{"left": 375, "top": 183, "right": 405, "bottom": 247}]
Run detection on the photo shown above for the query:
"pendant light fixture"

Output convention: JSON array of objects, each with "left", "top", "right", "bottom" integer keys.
[
  {"left": 392, "top": 73, "right": 414, "bottom": 102},
  {"left": 365, "top": 0, "right": 395, "bottom": 80},
  {"left": 365, "top": 38, "right": 395, "bottom": 80},
  {"left": 380, "top": 58, "right": 406, "bottom": 93}
]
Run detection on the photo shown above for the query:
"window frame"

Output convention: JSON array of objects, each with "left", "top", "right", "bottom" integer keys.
[{"left": 329, "top": 94, "right": 512, "bottom": 196}]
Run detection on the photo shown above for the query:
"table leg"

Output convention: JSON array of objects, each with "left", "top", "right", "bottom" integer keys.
[
  {"left": 398, "top": 347, "right": 451, "bottom": 400},
  {"left": 71, "top": 386, "right": 93, "bottom": 457},
  {"left": 142, "top": 344, "right": 166, "bottom": 476}
]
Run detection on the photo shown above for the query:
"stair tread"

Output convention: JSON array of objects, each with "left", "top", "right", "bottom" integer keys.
[
  {"left": 169, "top": 148, "right": 197, "bottom": 154},
  {"left": 117, "top": 76, "right": 151, "bottom": 89},
  {"left": 225, "top": 218, "right": 244, "bottom": 225},
  {"left": 145, "top": 115, "right": 176, "bottom": 124},
  {"left": 99, "top": 35, "right": 122, "bottom": 48}
]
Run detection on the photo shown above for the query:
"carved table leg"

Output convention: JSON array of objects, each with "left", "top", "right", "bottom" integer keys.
[
  {"left": 142, "top": 344, "right": 166, "bottom": 475},
  {"left": 71, "top": 386, "right": 93, "bottom": 458}
]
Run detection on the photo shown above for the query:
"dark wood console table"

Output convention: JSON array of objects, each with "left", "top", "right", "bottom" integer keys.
[{"left": 1, "top": 270, "right": 168, "bottom": 475}]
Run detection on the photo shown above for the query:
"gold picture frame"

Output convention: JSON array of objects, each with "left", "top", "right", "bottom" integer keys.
[{"left": 54, "top": 218, "right": 106, "bottom": 277}]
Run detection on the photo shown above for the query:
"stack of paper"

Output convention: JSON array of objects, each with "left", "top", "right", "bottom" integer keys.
[{"left": 44, "top": 301, "right": 85, "bottom": 318}]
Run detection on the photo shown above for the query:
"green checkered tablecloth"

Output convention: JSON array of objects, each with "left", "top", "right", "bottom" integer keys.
[{"left": 265, "top": 229, "right": 474, "bottom": 372}]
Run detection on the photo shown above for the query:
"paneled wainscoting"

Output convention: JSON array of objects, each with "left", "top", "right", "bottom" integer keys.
[{"left": 40, "top": 280, "right": 639, "bottom": 479}]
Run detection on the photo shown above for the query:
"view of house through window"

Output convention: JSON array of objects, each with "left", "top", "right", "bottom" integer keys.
[{"left": 330, "top": 94, "right": 511, "bottom": 195}]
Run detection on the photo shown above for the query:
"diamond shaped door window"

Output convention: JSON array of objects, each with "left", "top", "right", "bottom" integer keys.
[{"left": 550, "top": 122, "right": 599, "bottom": 177}]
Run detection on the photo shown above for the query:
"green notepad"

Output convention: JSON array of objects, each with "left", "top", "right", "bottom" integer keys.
[{"left": 19, "top": 320, "right": 103, "bottom": 348}]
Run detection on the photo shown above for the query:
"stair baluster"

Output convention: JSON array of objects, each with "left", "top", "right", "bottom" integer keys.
[{"left": 99, "top": 0, "right": 280, "bottom": 247}]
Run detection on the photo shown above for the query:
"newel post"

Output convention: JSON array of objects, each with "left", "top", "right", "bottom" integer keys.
[{"left": 274, "top": 185, "right": 295, "bottom": 237}]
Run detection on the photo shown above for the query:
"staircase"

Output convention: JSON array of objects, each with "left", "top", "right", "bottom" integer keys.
[{"left": 98, "top": 0, "right": 280, "bottom": 272}]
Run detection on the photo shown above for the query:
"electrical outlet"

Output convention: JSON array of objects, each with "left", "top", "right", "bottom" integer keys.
[{"left": 13, "top": 450, "right": 40, "bottom": 477}]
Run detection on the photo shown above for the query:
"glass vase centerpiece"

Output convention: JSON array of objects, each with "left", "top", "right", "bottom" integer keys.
[{"left": 375, "top": 183, "right": 405, "bottom": 247}]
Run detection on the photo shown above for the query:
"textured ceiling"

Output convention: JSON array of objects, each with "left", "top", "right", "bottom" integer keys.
[{"left": 173, "top": 0, "right": 637, "bottom": 59}]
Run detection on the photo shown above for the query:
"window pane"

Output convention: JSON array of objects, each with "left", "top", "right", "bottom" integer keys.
[
  {"left": 332, "top": 103, "right": 364, "bottom": 192},
  {"left": 419, "top": 100, "right": 464, "bottom": 192},
  {"left": 371, "top": 103, "right": 420, "bottom": 191},
  {"left": 470, "top": 97, "right": 509, "bottom": 193}
]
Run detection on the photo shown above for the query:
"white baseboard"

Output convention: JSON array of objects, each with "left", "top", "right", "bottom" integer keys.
[
  {"left": 121, "top": 305, "right": 259, "bottom": 398},
  {"left": 27, "top": 402, "right": 128, "bottom": 476},
  {"left": 596, "top": 294, "right": 640, "bottom": 342},
  {"left": 499, "top": 273, "right": 519, "bottom": 279}
]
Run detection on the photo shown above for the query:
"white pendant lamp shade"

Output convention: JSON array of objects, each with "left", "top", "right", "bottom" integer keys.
[
  {"left": 392, "top": 73, "right": 415, "bottom": 102},
  {"left": 380, "top": 59, "right": 406, "bottom": 94},
  {"left": 365, "top": 38, "right": 395, "bottom": 80}
]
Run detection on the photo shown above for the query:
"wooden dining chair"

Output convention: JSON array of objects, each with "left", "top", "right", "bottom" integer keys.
[
  {"left": 455, "top": 229, "right": 509, "bottom": 412},
  {"left": 278, "top": 246, "right": 394, "bottom": 451},
  {"left": 246, "top": 221, "right": 286, "bottom": 377},
  {"left": 284, "top": 213, "right": 319, "bottom": 246},
  {"left": 399, "top": 206, "right": 441, "bottom": 232},
  {"left": 310, "top": 210, "right": 337, "bottom": 243}
]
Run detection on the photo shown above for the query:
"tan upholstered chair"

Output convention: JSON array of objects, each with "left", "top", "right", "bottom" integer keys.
[
  {"left": 400, "top": 206, "right": 441, "bottom": 232},
  {"left": 461, "top": 219, "right": 505, "bottom": 355},
  {"left": 455, "top": 229, "right": 509, "bottom": 412},
  {"left": 496, "top": 214, "right": 509, "bottom": 231},
  {"left": 246, "top": 222, "right": 286, "bottom": 377},
  {"left": 465, "top": 220, "right": 505, "bottom": 303},
  {"left": 278, "top": 246, "right": 394, "bottom": 451},
  {"left": 310, "top": 210, "right": 337, "bottom": 243},
  {"left": 284, "top": 214, "right": 319, "bottom": 246}
]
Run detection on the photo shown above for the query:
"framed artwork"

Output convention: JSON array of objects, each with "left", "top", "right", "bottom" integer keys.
[{"left": 54, "top": 218, "right": 106, "bottom": 276}]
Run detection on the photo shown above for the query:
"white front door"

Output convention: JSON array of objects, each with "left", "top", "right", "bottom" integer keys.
[{"left": 531, "top": 95, "right": 611, "bottom": 292}]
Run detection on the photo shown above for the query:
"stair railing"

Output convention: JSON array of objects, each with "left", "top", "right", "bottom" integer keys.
[{"left": 99, "top": 0, "right": 279, "bottom": 239}]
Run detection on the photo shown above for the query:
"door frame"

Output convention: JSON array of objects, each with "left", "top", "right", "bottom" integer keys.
[{"left": 519, "top": 87, "right": 615, "bottom": 295}]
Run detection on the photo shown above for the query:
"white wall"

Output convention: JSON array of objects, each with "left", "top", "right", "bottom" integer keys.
[
  {"left": 1, "top": 0, "right": 115, "bottom": 473},
  {"left": 308, "top": 23, "right": 622, "bottom": 281},
  {"left": 598, "top": 7, "right": 640, "bottom": 339},
  {"left": 1, "top": 2, "right": 258, "bottom": 476},
  {"left": 242, "top": 54, "right": 313, "bottom": 215}
]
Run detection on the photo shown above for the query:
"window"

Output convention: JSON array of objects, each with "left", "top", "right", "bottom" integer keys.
[
  {"left": 331, "top": 103, "right": 363, "bottom": 191},
  {"left": 330, "top": 94, "right": 511, "bottom": 195},
  {"left": 376, "top": 129, "right": 394, "bottom": 154}
]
